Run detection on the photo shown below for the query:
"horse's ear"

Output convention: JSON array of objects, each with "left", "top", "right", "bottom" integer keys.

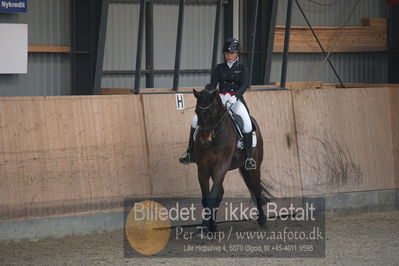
[
  {"left": 193, "top": 89, "right": 200, "bottom": 98},
  {"left": 205, "top": 84, "right": 217, "bottom": 96},
  {"left": 208, "top": 88, "right": 218, "bottom": 97},
  {"left": 205, "top": 84, "right": 213, "bottom": 91}
]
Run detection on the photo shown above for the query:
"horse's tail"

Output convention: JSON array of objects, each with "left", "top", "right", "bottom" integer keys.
[{"left": 239, "top": 167, "right": 273, "bottom": 206}]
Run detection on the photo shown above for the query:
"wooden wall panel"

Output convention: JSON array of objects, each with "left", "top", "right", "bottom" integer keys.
[
  {"left": 293, "top": 88, "right": 396, "bottom": 195},
  {"left": 245, "top": 91, "right": 302, "bottom": 198},
  {"left": 28, "top": 45, "right": 71, "bottom": 53},
  {"left": 273, "top": 19, "right": 387, "bottom": 53},
  {"left": 1, "top": 87, "right": 397, "bottom": 221},
  {"left": 141, "top": 94, "right": 202, "bottom": 197},
  {"left": 0, "top": 96, "right": 150, "bottom": 221}
]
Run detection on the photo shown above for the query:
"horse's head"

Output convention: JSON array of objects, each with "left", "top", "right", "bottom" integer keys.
[{"left": 193, "top": 86, "right": 225, "bottom": 147}]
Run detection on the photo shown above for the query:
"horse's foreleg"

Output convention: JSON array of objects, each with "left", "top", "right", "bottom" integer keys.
[
  {"left": 206, "top": 165, "right": 229, "bottom": 232},
  {"left": 197, "top": 168, "right": 211, "bottom": 230},
  {"left": 197, "top": 168, "right": 210, "bottom": 207}
]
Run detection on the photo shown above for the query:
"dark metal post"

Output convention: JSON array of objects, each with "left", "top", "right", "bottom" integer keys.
[
  {"left": 211, "top": 0, "right": 222, "bottom": 73},
  {"left": 280, "top": 0, "right": 293, "bottom": 89},
  {"left": 71, "top": 0, "right": 91, "bottom": 95},
  {"left": 262, "top": 0, "right": 278, "bottom": 84},
  {"left": 72, "top": 0, "right": 106, "bottom": 95},
  {"left": 388, "top": 4, "right": 399, "bottom": 83},
  {"left": 93, "top": 0, "right": 109, "bottom": 95},
  {"left": 134, "top": 0, "right": 146, "bottom": 94},
  {"left": 223, "top": 0, "right": 233, "bottom": 41},
  {"left": 172, "top": 0, "right": 185, "bottom": 91},
  {"left": 248, "top": 0, "right": 259, "bottom": 85},
  {"left": 145, "top": 1, "right": 154, "bottom": 88}
]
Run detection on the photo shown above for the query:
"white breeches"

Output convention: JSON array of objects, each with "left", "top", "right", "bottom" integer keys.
[{"left": 191, "top": 93, "right": 252, "bottom": 133}]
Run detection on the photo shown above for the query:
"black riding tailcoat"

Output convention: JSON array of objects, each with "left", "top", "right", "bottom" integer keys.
[{"left": 209, "top": 61, "right": 249, "bottom": 99}]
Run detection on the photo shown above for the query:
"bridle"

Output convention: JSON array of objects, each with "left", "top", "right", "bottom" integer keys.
[
  {"left": 196, "top": 98, "right": 230, "bottom": 140},
  {"left": 196, "top": 101, "right": 215, "bottom": 111}
]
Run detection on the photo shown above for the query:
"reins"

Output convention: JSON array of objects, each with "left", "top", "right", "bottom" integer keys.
[
  {"left": 183, "top": 99, "right": 216, "bottom": 112},
  {"left": 199, "top": 111, "right": 229, "bottom": 132}
]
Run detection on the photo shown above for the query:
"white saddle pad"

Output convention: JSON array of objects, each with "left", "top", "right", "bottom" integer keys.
[{"left": 236, "top": 131, "right": 257, "bottom": 149}]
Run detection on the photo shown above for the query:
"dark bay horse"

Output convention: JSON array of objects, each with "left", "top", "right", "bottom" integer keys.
[{"left": 193, "top": 88, "right": 272, "bottom": 232}]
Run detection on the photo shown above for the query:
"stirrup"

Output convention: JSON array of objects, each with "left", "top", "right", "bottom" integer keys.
[
  {"left": 245, "top": 157, "right": 256, "bottom": 170},
  {"left": 179, "top": 152, "right": 195, "bottom": 164}
]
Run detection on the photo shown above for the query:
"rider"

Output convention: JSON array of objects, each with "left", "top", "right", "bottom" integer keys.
[{"left": 179, "top": 38, "right": 256, "bottom": 170}]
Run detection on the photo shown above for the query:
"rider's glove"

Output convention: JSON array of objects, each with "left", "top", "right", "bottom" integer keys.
[{"left": 228, "top": 95, "right": 237, "bottom": 106}]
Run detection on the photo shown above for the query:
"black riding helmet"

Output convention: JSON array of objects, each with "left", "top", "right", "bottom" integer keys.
[{"left": 223, "top": 38, "right": 240, "bottom": 53}]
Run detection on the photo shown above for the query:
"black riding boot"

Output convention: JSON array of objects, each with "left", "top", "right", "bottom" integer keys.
[
  {"left": 179, "top": 127, "right": 196, "bottom": 164},
  {"left": 243, "top": 132, "right": 256, "bottom": 170}
]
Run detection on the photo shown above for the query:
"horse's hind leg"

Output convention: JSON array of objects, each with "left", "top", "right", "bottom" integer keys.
[{"left": 239, "top": 167, "right": 267, "bottom": 228}]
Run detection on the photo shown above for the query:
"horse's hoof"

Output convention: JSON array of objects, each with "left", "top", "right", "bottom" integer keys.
[{"left": 257, "top": 215, "right": 267, "bottom": 228}]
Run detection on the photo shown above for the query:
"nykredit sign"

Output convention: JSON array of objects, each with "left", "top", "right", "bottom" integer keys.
[{"left": 0, "top": 0, "right": 27, "bottom": 13}]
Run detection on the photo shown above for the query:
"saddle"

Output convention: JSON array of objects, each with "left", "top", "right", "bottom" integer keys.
[
  {"left": 193, "top": 113, "right": 257, "bottom": 149},
  {"left": 230, "top": 114, "right": 257, "bottom": 149}
]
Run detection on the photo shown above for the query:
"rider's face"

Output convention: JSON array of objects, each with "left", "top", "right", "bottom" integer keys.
[{"left": 224, "top": 52, "right": 238, "bottom": 63}]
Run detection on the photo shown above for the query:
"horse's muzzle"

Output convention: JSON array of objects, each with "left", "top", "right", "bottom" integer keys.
[
  {"left": 198, "top": 130, "right": 214, "bottom": 147},
  {"left": 200, "top": 140, "right": 212, "bottom": 147}
]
